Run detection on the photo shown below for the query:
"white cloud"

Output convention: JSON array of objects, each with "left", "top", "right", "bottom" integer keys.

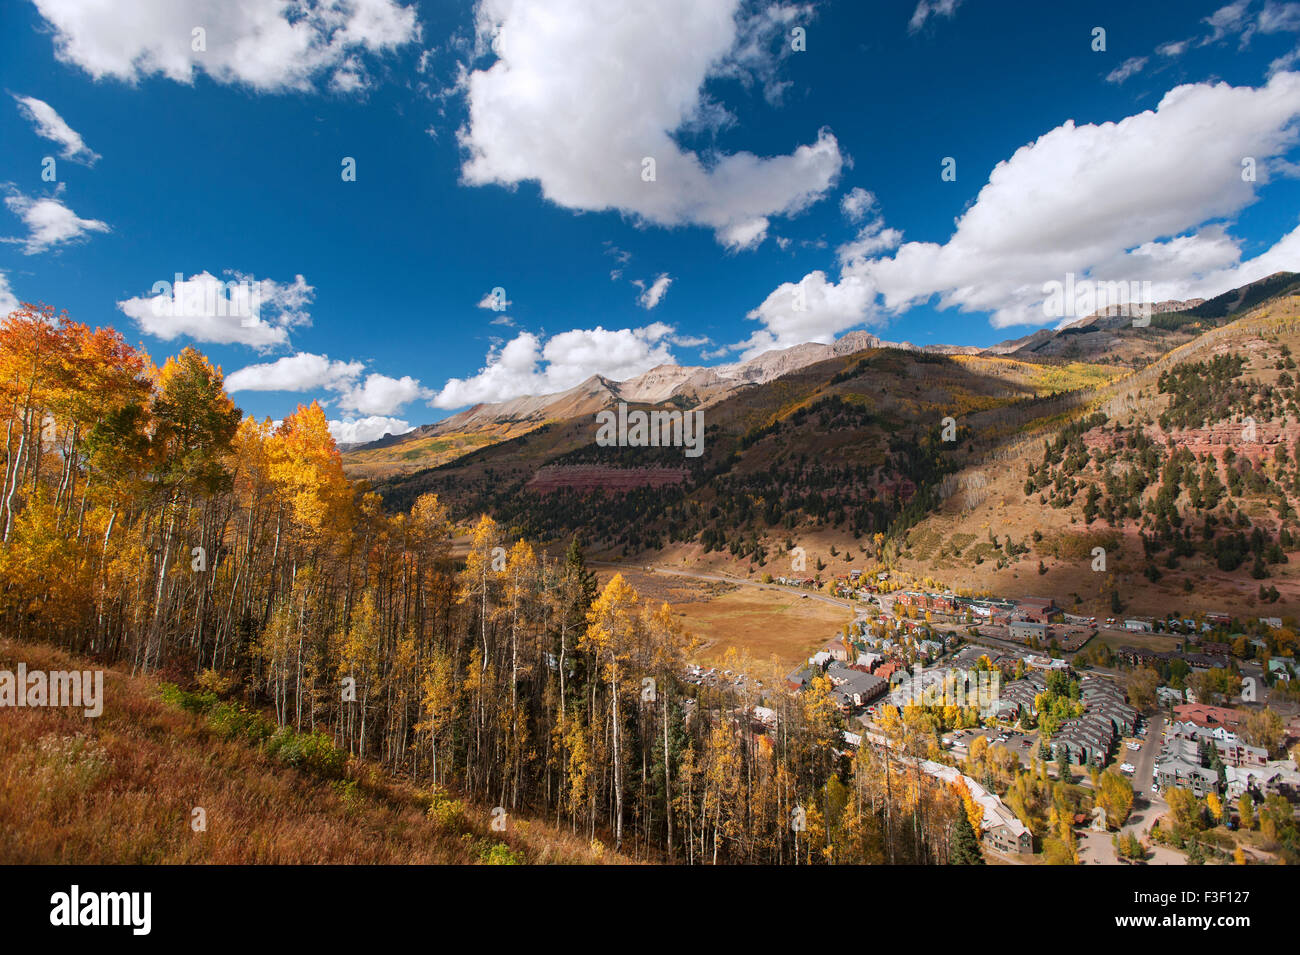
[
  {"left": 635, "top": 273, "right": 673, "bottom": 309},
  {"left": 1203, "top": 1, "right": 1253, "bottom": 44},
  {"left": 0, "top": 272, "right": 18, "bottom": 315},
  {"left": 118, "top": 271, "right": 313, "bottom": 349},
  {"left": 4, "top": 190, "right": 109, "bottom": 254},
  {"left": 31, "top": 0, "right": 420, "bottom": 93},
  {"left": 328, "top": 415, "right": 413, "bottom": 445},
  {"left": 835, "top": 192, "right": 902, "bottom": 267},
  {"left": 1157, "top": 39, "right": 1192, "bottom": 57},
  {"left": 737, "top": 72, "right": 1300, "bottom": 349},
  {"left": 225, "top": 352, "right": 364, "bottom": 393},
  {"left": 1271, "top": 45, "right": 1300, "bottom": 73},
  {"left": 1106, "top": 56, "right": 1148, "bottom": 84},
  {"left": 432, "top": 324, "right": 677, "bottom": 408},
  {"left": 736, "top": 270, "right": 878, "bottom": 360},
  {"left": 337, "top": 372, "right": 432, "bottom": 416},
  {"left": 457, "top": 0, "right": 842, "bottom": 250},
  {"left": 839, "top": 187, "right": 876, "bottom": 223},
  {"left": 226, "top": 351, "right": 432, "bottom": 417},
  {"left": 11, "top": 95, "right": 99, "bottom": 164},
  {"left": 1260, "top": 1, "right": 1300, "bottom": 33},
  {"left": 476, "top": 288, "right": 512, "bottom": 310},
  {"left": 909, "top": 0, "right": 962, "bottom": 33}
]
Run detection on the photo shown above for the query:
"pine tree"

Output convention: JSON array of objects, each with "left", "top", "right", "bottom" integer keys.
[{"left": 949, "top": 809, "right": 985, "bottom": 864}]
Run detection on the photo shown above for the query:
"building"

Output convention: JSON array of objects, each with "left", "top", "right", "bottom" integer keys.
[
  {"left": 1173, "top": 703, "right": 1245, "bottom": 733},
  {"left": 825, "top": 662, "right": 888, "bottom": 711},
  {"left": 1013, "top": 597, "right": 1057, "bottom": 624},
  {"left": 1124, "top": 618, "right": 1154, "bottom": 633},
  {"left": 1156, "top": 757, "right": 1220, "bottom": 796},
  {"left": 1009, "top": 621, "right": 1049, "bottom": 643},
  {"left": 918, "top": 761, "right": 1033, "bottom": 855}
]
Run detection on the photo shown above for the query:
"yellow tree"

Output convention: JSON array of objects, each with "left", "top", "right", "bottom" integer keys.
[{"left": 582, "top": 573, "right": 642, "bottom": 850}]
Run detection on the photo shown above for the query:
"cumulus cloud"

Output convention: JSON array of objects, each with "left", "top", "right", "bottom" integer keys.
[
  {"left": 227, "top": 350, "right": 432, "bottom": 418},
  {"left": 734, "top": 72, "right": 1300, "bottom": 352},
  {"left": 30, "top": 0, "right": 420, "bottom": 93},
  {"left": 457, "top": 0, "right": 842, "bottom": 250},
  {"left": 225, "top": 352, "right": 364, "bottom": 393},
  {"left": 118, "top": 271, "right": 313, "bottom": 349},
  {"left": 839, "top": 187, "right": 876, "bottom": 223},
  {"left": 4, "top": 190, "right": 109, "bottom": 254},
  {"left": 328, "top": 415, "right": 413, "bottom": 445},
  {"left": 336, "top": 372, "right": 432, "bottom": 416},
  {"left": 11, "top": 95, "right": 99, "bottom": 164},
  {"left": 634, "top": 273, "right": 673, "bottom": 309},
  {"left": 431, "top": 324, "right": 677, "bottom": 408},
  {"left": 736, "top": 270, "right": 878, "bottom": 360},
  {"left": 909, "top": 0, "right": 962, "bottom": 33}
]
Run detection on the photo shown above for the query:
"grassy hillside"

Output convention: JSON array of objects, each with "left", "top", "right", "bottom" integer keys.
[
  {"left": 0, "top": 638, "right": 621, "bottom": 864},
  {"left": 343, "top": 420, "right": 539, "bottom": 480},
  {"left": 363, "top": 279, "right": 1300, "bottom": 624},
  {"left": 887, "top": 286, "right": 1300, "bottom": 616},
  {"left": 374, "top": 344, "right": 1121, "bottom": 558}
]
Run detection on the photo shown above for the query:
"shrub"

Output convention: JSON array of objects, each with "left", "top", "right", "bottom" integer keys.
[
  {"left": 267, "top": 727, "right": 345, "bottom": 778},
  {"left": 426, "top": 789, "right": 466, "bottom": 832},
  {"left": 158, "top": 682, "right": 216, "bottom": 714},
  {"left": 478, "top": 841, "right": 523, "bottom": 865}
]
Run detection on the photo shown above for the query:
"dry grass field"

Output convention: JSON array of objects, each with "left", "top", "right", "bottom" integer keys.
[
  {"left": 0, "top": 638, "right": 620, "bottom": 865},
  {"left": 672, "top": 588, "right": 851, "bottom": 669},
  {"left": 596, "top": 565, "right": 851, "bottom": 669}
]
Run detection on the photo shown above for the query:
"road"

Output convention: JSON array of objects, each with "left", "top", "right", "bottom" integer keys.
[
  {"left": 1130, "top": 711, "right": 1164, "bottom": 796},
  {"left": 589, "top": 561, "right": 865, "bottom": 613}
]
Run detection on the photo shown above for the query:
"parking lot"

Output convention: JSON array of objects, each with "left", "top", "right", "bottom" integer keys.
[{"left": 945, "top": 727, "right": 1039, "bottom": 766}]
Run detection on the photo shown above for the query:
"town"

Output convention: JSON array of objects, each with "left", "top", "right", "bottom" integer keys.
[{"left": 702, "top": 576, "right": 1300, "bottom": 864}]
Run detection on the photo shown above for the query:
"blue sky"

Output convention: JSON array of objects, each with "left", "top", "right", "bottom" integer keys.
[{"left": 1, "top": 0, "right": 1299, "bottom": 443}]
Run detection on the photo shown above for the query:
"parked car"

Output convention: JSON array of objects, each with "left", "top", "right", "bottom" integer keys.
[
  {"left": 1126, "top": 741, "right": 1140, "bottom": 751},
  {"left": 1120, "top": 763, "right": 1135, "bottom": 774}
]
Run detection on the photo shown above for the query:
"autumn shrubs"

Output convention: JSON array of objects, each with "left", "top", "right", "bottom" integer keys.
[{"left": 158, "top": 682, "right": 344, "bottom": 779}]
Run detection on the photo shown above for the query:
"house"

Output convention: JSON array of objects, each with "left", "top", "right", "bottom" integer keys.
[
  {"left": 1157, "top": 686, "right": 1184, "bottom": 706},
  {"left": 1225, "top": 761, "right": 1300, "bottom": 800},
  {"left": 785, "top": 664, "right": 818, "bottom": 692},
  {"left": 1174, "top": 703, "right": 1245, "bottom": 733},
  {"left": 1268, "top": 658, "right": 1294, "bottom": 682},
  {"left": 873, "top": 660, "right": 904, "bottom": 682},
  {"left": 1124, "top": 618, "right": 1153, "bottom": 633},
  {"left": 1259, "top": 617, "right": 1283, "bottom": 629},
  {"left": 1157, "top": 757, "right": 1220, "bottom": 796},
  {"left": 821, "top": 636, "right": 853, "bottom": 663}
]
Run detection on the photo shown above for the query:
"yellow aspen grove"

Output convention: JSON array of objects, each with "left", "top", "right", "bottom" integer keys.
[{"left": 0, "top": 304, "right": 992, "bottom": 865}]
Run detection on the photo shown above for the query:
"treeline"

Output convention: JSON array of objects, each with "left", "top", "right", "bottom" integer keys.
[{"left": 0, "top": 303, "right": 969, "bottom": 864}]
